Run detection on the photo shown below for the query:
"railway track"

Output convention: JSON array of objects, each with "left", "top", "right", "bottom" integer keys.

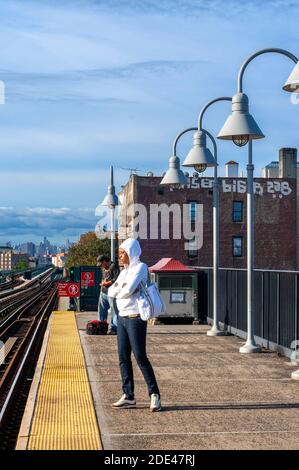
[
  {"left": 0, "top": 279, "right": 23, "bottom": 292},
  {"left": 0, "top": 269, "right": 54, "bottom": 324},
  {"left": 0, "top": 281, "right": 50, "bottom": 323},
  {"left": 0, "top": 267, "right": 53, "bottom": 303},
  {"left": 0, "top": 278, "right": 57, "bottom": 450}
]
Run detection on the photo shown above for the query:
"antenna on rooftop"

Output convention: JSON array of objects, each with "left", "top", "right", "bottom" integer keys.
[{"left": 121, "top": 167, "right": 140, "bottom": 176}]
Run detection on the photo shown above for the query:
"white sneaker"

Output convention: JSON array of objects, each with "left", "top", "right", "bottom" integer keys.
[
  {"left": 112, "top": 394, "right": 136, "bottom": 408},
  {"left": 150, "top": 394, "right": 161, "bottom": 412},
  {"left": 291, "top": 369, "right": 299, "bottom": 380}
]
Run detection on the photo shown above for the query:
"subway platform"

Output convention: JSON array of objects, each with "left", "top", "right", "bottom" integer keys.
[{"left": 17, "top": 301, "right": 299, "bottom": 450}]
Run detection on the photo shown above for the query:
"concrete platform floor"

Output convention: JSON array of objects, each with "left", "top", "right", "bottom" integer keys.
[{"left": 77, "top": 312, "right": 299, "bottom": 450}]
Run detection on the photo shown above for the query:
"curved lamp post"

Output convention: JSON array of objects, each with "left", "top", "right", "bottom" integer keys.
[
  {"left": 161, "top": 127, "right": 217, "bottom": 328},
  {"left": 161, "top": 97, "right": 232, "bottom": 335},
  {"left": 160, "top": 128, "right": 195, "bottom": 187},
  {"left": 101, "top": 166, "right": 118, "bottom": 262},
  {"left": 182, "top": 97, "right": 232, "bottom": 336},
  {"left": 218, "top": 48, "right": 299, "bottom": 354}
]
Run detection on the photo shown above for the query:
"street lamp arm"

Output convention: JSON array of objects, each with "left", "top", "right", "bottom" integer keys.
[
  {"left": 238, "top": 48, "right": 298, "bottom": 93},
  {"left": 173, "top": 127, "right": 197, "bottom": 156},
  {"left": 201, "top": 128, "right": 217, "bottom": 164},
  {"left": 198, "top": 97, "right": 232, "bottom": 130}
]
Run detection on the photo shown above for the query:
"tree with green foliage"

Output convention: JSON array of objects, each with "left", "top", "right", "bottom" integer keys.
[
  {"left": 14, "top": 260, "right": 29, "bottom": 271},
  {"left": 66, "top": 232, "right": 117, "bottom": 268}
]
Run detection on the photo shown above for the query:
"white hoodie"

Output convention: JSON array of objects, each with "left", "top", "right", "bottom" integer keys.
[{"left": 108, "top": 238, "right": 148, "bottom": 316}]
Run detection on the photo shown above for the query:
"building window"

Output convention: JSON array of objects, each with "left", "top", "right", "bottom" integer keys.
[
  {"left": 232, "top": 237, "right": 243, "bottom": 257},
  {"left": 187, "top": 236, "right": 198, "bottom": 258},
  {"left": 189, "top": 201, "right": 198, "bottom": 222},
  {"left": 232, "top": 201, "right": 243, "bottom": 222},
  {"left": 160, "top": 277, "right": 193, "bottom": 289}
]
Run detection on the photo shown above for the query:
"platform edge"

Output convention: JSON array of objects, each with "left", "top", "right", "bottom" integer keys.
[{"left": 15, "top": 314, "right": 52, "bottom": 450}]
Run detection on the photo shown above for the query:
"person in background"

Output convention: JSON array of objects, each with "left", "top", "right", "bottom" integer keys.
[
  {"left": 97, "top": 255, "right": 119, "bottom": 335},
  {"left": 108, "top": 238, "right": 161, "bottom": 412}
]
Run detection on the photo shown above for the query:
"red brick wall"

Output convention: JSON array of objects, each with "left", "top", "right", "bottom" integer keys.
[{"left": 118, "top": 175, "right": 297, "bottom": 270}]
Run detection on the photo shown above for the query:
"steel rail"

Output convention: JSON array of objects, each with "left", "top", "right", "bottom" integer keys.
[
  {"left": 0, "top": 280, "right": 53, "bottom": 332},
  {"left": 0, "top": 286, "right": 57, "bottom": 426}
]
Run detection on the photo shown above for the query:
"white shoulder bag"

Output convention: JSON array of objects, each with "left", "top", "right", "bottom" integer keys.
[{"left": 136, "top": 270, "right": 166, "bottom": 321}]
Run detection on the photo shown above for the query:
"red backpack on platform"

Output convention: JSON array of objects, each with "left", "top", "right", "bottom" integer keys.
[{"left": 86, "top": 320, "right": 108, "bottom": 335}]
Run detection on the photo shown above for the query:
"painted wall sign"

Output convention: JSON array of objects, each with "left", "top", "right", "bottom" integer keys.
[{"left": 188, "top": 178, "right": 292, "bottom": 197}]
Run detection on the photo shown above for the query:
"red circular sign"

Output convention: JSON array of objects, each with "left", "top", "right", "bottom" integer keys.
[{"left": 68, "top": 283, "right": 80, "bottom": 296}]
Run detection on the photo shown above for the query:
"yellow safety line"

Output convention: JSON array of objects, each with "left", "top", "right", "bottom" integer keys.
[{"left": 28, "top": 311, "right": 102, "bottom": 450}]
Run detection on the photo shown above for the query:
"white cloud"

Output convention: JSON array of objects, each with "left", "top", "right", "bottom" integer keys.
[
  {"left": 0, "top": 0, "right": 297, "bottom": 236},
  {"left": 0, "top": 206, "right": 97, "bottom": 242}
]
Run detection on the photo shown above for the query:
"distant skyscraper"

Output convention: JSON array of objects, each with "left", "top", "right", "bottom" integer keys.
[{"left": 20, "top": 242, "right": 35, "bottom": 257}]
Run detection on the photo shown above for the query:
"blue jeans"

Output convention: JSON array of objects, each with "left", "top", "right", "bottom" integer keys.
[
  {"left": 117, "top": 315, "right": 160, "bottom": 399},
  {"left": 98, "top": 292, "right": 118, "bottom": 333}
]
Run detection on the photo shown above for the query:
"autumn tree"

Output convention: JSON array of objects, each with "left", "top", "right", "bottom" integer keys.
[{"left": 66, "top": 232, "right": 117, "bottom": 268}]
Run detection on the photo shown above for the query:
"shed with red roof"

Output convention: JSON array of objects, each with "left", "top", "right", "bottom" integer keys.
[{"left": 149, "top": 258, "right": 198, "bottom": 321}]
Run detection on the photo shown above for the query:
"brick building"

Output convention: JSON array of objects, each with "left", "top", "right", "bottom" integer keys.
[
  {"left": 0, "top": 246, "right": 13, "bottom": 271},
  {"left": 51, "top": 252, "right": 68, "bottom": 268},
  {"left": 0, "top": 247, "right": 30, "bottom": 271},
  {"left": 263, "top": 148, "right": 299, "bottom": 267},
  {"left": 118, "top": 151, "right": 297, "bottom": 270}
]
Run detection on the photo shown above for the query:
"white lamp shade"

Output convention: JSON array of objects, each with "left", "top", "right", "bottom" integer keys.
[
  {"left": 101, "top": 165, "right": 118, "bottom": 207},
  {"left": 283, "top": 61, "right": 299, "bottom": 92},
  {"left": 160, "top": 156, "right": 189, "bottom": 185},
  {"left": 101, "top": 193, "right": 118, "bottom": 207},
  {"left": 218, "top": 93, "right": 265, "bottom": 141},
  {"left": 183, "top": 131, "right": 217, "bottom": 167}
]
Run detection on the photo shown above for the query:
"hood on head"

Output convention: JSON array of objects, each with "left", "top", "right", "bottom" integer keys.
[{"left": 119, "top": 238, "right": 141, "bottom": 265}]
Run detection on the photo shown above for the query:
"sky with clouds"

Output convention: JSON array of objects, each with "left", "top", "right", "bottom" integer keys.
[{"left": 0, "top": 0, "right": 298, "bottom": 244}]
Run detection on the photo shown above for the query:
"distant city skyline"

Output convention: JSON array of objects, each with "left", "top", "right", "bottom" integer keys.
[{"left": 0, "top": 236, "right": 75, "bottom": 251}]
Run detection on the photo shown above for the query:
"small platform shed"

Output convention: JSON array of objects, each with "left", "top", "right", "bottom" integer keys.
[{"left": 149, "top": 258, "right": 198, "bottom": 320}]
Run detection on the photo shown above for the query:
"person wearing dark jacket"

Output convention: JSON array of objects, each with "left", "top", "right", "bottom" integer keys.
[{"left": 97, "top": 255, "right": 119, "bottom": 335}]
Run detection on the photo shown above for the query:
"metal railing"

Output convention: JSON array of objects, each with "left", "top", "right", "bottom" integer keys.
[{"left": 197, "top": 267, "right": 299, "bottom": 358}]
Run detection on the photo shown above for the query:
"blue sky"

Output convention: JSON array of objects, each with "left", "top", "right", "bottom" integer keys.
[{"left": 0, "top": 0, "right": 298, "bottom": 244}]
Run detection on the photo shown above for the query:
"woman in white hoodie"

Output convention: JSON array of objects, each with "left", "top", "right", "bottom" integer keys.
[{"left": 108, "top": 238, "right": 161, "bottom": 412}]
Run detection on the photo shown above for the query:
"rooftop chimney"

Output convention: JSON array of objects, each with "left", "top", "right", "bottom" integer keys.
[
  {"left": 279, "top": 148, "right": 297, "bottom": 178},
  {"left": 225, "top": 160, "right": 239, "bottom": 178}
]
